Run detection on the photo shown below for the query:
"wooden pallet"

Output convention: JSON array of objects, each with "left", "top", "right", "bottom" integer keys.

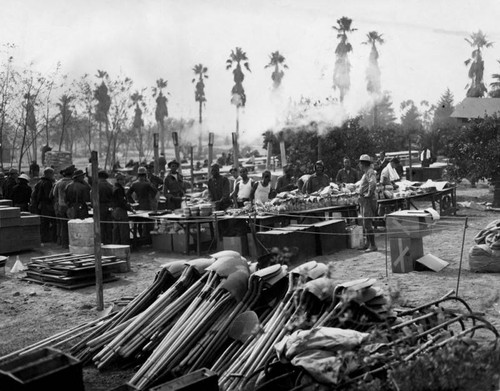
[{"left": 23, "top": 253, "right": 126, "bottom": 289}]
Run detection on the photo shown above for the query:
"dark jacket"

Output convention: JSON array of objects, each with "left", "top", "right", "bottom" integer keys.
[
  {"left": 163, "top": 172, "right": 186, "bottom": 210},
  {"left": 33, "top": 177, "right": 55, "bottom": 214},
  {"left": 3, "top": 177, "right": 17, "bottom": 200},
  {"left": 65, "top": 180, "right": 91, "bottom": 208},
  {"left": 112, "top": 182, "right": 133, "bottom": 211},
  {"left": 126, "top": 179, "right": 158, "bottom": 210},
  {"left": 11, "top": 182, "right": 32, "bottom": 211}
]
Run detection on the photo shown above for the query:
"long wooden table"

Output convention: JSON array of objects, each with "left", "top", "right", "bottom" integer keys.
[{"left": 377, "top": 187, "right": 457, "bottom": 217}]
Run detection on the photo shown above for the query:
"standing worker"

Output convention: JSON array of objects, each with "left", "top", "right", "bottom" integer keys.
[
  {"left": 65, "top": 169, "right": 91, "bottom": 219},
  {"left": 335, "top": 157, "right": 360, "bottom": 187},
  {"left": 232, "top": 166, "right": 253, "bottom": 207},
  {"left": 163, "top": 159, "right": 186, "bottom": 211},
  {"left": 357, "top": 154, "right": 378, "bottom": 252},
  {"left": 11, "top": 173, "right": 32, "bottom": 211},
  {"left": 303, "top": 160, "right": 330, "bottom": 194},
  {"left": 250, "top": 170, "right": 274, "bottom": 204},
  {"left": 3, "top": 168, "right": 18, "bottom": 201},
  {"left": 51, "top": 166, "right": 74, "bottom": 248},
  {"left": 112, "top": 173, "right": 134, "bottom": 245},
  {"left": 126, "top": 166, "right": 158, "bottom": 243},
  {"left": 33, "top": 167, "right": 56, "bottom": 243},
  {"left": 275, "top": 164, "right": 297, "bottom": 194},
  {"left": 207, "top": 163, "right": 231, "bottom": 211},
  {"left": 96, "top": 170, "right": 114, "bottom": 245}
]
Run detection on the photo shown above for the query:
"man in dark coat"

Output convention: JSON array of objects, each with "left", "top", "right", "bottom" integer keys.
[
  {"left": 11, "top": 173, "right": 32, "bottom": 211},
  {"left": 95, "top": 170, "right": 114, "bottom": 244},
  {"left": 34, "top": 167, "right": 56, "bottom": 243},
  {"left": 65, "top": 169, "right": 91, "bottom": 219},
  {"left": 51, "top": 166, "right": 74, "bottom": 247},
  {"left": 207, "top": 163, "right": 231, "bottom": 211},
  {"left": 112, "top": 173, "right": 134, "bottom": 245},
  {"left": 126, "top": 166, "right": 158, "bottom": 243},
  {"left": 3, "top": 168, "right": 18, "bottom": 200},
  {"left": 163, "top": 159, "right": 186, "bottom": 211}
]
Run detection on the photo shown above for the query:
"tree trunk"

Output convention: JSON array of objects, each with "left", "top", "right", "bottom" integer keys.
[
  {"left": 493, "top": 176, "right": 500, "bottom": 208},
  {"left": 198, "top": 101, "right": 203, "bottom": 157}
]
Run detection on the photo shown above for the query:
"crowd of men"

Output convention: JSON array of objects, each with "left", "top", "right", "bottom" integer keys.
[{"left": 0, "top": 151, "right": 404, "bottom": 252}]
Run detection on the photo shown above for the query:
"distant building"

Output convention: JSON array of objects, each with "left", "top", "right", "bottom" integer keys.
[{"left": 451, "top": 97, "right": 500, "bottom": 122}]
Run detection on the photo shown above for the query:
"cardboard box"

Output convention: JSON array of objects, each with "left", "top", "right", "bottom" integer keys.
[
  {"left": 151, "top": 233, "right": 173, "bottom": 252},
  {"left": 389, "top": 237, "right": 424, "bottom": 273},
  {"left": 386, "top": 210, "right": 434, "bottom": 239},
  {"left": 312, "top": 219, "right": 346, "bottom": 255}
]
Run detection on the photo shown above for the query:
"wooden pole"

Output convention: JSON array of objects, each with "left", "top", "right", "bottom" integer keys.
[
  {"left": 208, "top": 132, "right": 214, "bottom": 180},
  {"left": 232, "top": 132, "right": 239, "bottom": 168},
  {"left": 91, "top": 151, "right": 104, "bottom": 311},
  {"left": 172, "top": 132, "right": 181, "bottom": 174},
  {"left": 456, "top": 217, "right": 468, "bottom": 297},
  {"left": 266, "top": 141, "right": 272, "bottom": 170},
  {"left": 279, "top": 140, "right": 286, "bottom": 169},
  {"left": 408, "top": 134, "right": 413, "bottom": 181},
  {"left": 190, "top": 146, "right": 194, "bottom": 192},
  {"left": 153, "top": 133, "right": 159, "bottom": 175}
]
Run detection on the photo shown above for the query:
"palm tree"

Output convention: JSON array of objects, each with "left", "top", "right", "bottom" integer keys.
[
  {"left": 363, "top": 31, "right": 384, "bottom": 95},
  {"left": 363, "top": 31, "right": 384, "bottom": 128},
  {"left": 464, "top": 30, "right": 493, "bottom": 98},
  {"left": 131, "top": 91, "right": 145, "bottom": 160},
  {"left": 333, "top": 17, "right": 357, "bottom": 103},
  {"left": 226, "top": 47, "right": 250, "bottom": 140},
  {"left": 489, "top": 60, "right": 500, "bottom": 97},
  {"left": 153, "top": 78, "right": 169, "bottom": 153},
  {"left": 94, "top": 70, "right": 110, "bottom": 157},
  {"left": 192, "top": 64, "right": 208, "bottom": 155},
  {"left": 56, "top": 94, "right": 74, "bottom": 151},
  {"left": 265, "top": 51, "right": 288, "bottom": 89}
]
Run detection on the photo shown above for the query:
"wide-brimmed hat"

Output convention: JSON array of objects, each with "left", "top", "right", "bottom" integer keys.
[
  {"left": 8, "top": 168, "right": 18, "bottom": 175},
  {"left": 98, "top": 170, "right": 109, "bottom": 179},
  {"left": 315, "top": 160, "right": 324, "bottom": 167},
  {"left": 137, "top": 166, "right": 148, "bottom": 175},
  {"left": 18, "top": 173, "right": 30, "bottom": 181},
  {"left": 168, "top": 159, "right": 180, "bottom": 168},
  {"left": 359, "top": 154, "right": 372, "bottom": 163},
  {"left": 72, "top": 169, "right": 85, "bottom": 179}
]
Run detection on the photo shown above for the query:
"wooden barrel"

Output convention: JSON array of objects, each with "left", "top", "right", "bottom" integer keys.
[{"left": 101, "top": 244, "right": 131, "bottom": 272}]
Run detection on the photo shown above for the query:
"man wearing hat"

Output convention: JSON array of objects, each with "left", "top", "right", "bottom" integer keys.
[
  {"left": 112, "top": 173, "right": 134, "bottom": 245},
  {"left": 126, "top": 166, "right": 159, "bottom": 243},
  {"left": 163, "top": 159, "right": 186, "bottom": 211},
  {"left": 11, "top": 173, "right": 32, "bottom": 211},
  {"left": 94, "top": 170, "right": 114, "bottom": 244},
  {"left": 33, "top": 167, "right": 56, "bottom": 242},
  {"left": 303, "top": 160, "right": 331, "bottom": 194},
  {"left": 207, "top": 163, "right": 231, "bottom": 211},
  {"left": 3, "top": 168, "right": 18, "bottom": 200},
  {"left": 65, "top": 169, "right": 91, "bottom": 220},
  {"left": 51, "top": 166, "right": 74, "bottom": 247},
  {"left": 357, "top": 154, "right": 378, "bottom": 252}
]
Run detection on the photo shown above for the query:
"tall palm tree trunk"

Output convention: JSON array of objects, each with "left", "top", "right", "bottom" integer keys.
[{"left": 198, "top": 101, "right": 203, "bottom": 157}]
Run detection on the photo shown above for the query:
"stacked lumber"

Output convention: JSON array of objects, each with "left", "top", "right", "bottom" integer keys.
[
  {"left": 22, "top": 253, "right": 127, "bottom": 289},
  {"left": 43, "top": 151, "right": 72, "bottom": 173}
]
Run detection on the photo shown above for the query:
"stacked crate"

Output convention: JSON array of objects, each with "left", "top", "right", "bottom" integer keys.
[
  {"left": 0, "top": 207, "right": 41, "bottom": 253},
  {"left": 0, "top": 207, "right": 22, "bottom": 253}
]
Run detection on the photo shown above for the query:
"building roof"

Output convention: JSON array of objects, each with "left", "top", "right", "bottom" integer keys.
[{"left": 451, "top": 97, "right": 500, "bottom": 119}]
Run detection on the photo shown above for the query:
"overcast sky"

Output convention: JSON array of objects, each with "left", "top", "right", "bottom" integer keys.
[{"left": 2, "top": 0, "right": 500, "bottom": 144}]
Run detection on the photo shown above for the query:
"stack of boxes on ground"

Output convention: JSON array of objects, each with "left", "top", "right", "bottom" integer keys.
[
  {"left": 68, "top": 218, "right": 131, "bottom": 272},
  {"left": 0, "top": 200, "right": 41, "bottom": 253},
  {"left": 386, "top": 209, "right": 438, "bottom": 273}
]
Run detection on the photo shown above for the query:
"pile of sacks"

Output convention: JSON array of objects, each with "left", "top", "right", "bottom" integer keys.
[{"left": 468, "top": 219, "right": 500, "bottom": 272}]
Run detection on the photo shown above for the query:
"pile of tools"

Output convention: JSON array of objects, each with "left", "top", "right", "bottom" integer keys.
[
  {"left": 22, "top": 253, "right": 127, "bottom": 289},
  {"left": 3, "top": 250, "right": 499, "bottom": 390}
]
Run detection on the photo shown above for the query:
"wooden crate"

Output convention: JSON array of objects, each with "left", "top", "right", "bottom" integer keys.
[
  {"left": 311, "top": 219, "right": 346, "bottom": 255},
  {"left": 386, "top": 210, "right": 433, "bottom": 239},
  {"left": 389, "top": 237, "right": 424, "bottom": 273}
]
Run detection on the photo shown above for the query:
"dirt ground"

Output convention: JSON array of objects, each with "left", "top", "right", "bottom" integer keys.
[{"left": 1, "top": 181, "right": 499, "bottom": 390}]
